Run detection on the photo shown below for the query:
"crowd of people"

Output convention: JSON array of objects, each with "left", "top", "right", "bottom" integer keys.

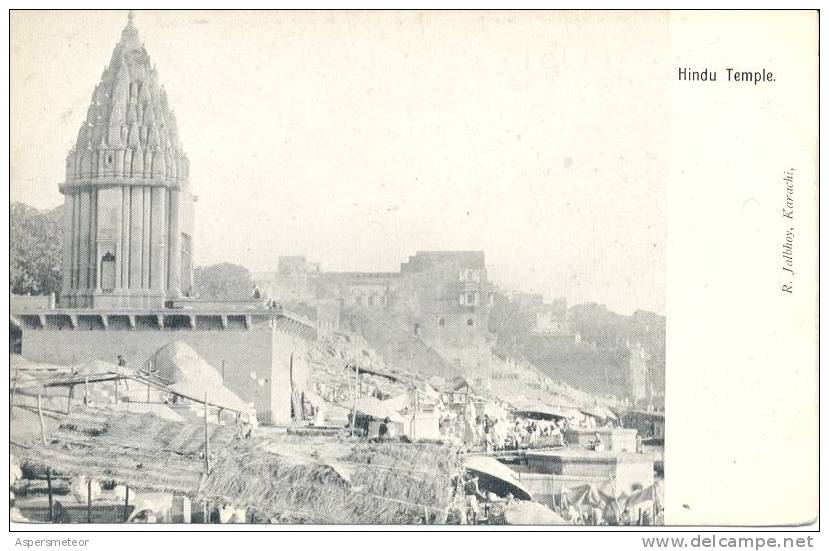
[
  {"left": 438, "top": 405, "right": 571, "bottom": 452},
  {"left": 560, "top": 500, "right": 664, "bottom": 526}
]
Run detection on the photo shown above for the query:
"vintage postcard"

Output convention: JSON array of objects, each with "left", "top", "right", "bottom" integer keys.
[{"left": 6, "top": 8, "right": 819, "bottom": 536}]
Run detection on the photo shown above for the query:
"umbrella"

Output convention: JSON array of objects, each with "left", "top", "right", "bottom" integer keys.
[
  {"left": 503, "top": 500, "right": 569, "bottom": 525},
  {"left": 464, "top": 455, "right": 532, "bottom": 500}
]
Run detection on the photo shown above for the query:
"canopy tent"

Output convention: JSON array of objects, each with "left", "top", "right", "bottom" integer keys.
[
  {"left": 463, "top": 455, "right": 532, "bottom": 501},
  {"left": 561, "top": 483, "right": 605, "bottom": 508},
  {"left": 626, "top": 482, "right": 663, "bottom": 509},
  {"left": 382, "top": 393, "right": 412, "bottom": 412},
  {"left": 343, "top": 397, "right": 405, "bottom": 423}
]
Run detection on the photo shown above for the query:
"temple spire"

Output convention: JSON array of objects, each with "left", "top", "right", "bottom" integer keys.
[{"left": 119, "top": 10, "right": 141, "bottom": 50}]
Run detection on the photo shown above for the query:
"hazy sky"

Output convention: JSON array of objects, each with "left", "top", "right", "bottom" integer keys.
[{"left": 11, "top": 10, "right": 667, "bottom": 314}]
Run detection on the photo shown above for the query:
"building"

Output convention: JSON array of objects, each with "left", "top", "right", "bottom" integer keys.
[
  {"left": 626, "top": 342, "right": 651, "bottom": 406},
  {"left": 60, "top": 12, "right": 195, "bottom": 309},
  {"left": 399, "top": 251, "right": 496, "bottom": 378},
  {"left": 253, "top": 251, "right": 498, "bottom": 382},
  {"left": 11, "top": 13, "right": 315, "bottom": 424}
]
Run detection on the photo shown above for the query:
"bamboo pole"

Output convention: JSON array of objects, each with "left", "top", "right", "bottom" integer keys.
[
  {"left": 351, "top": 364, "right": 359, "bottom": 437},
  {"left": 10, "top": 357, "right": 21, "bottom": 417},
  {"left": 46, "top": 470, "right": 53, "bottom": 522},
  {"left": 204, "top": 392, "right": 210, "bottom": 473},
  {"left": 68, "top": 356, "right": 75, "bottom": 414},
  {"left": 87, "top": 479, "right": 92, "bottom": 523},
  {"left": 37, "top": 394, "right": 47, "bottom": 446},
  {"left": 124, "top": 486, "right": 130, "bottom": 522}
]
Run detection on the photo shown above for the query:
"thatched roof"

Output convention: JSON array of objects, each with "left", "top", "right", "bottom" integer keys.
[
  {"left": 22, "top": 411, "right": 235, "bottom": 496},
  {"left": 201, "top": 437, "right": 462, "bottom": 523},
  {"left": 21, "top": 410, "right": 464, "bottom": 524}
]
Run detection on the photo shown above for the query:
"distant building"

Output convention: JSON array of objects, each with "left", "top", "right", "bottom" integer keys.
[
  {"left": 626, "top": 342, "right": 651, "bottom": 406},
  {"left": 253, "top": 250, "right": 498, "bottom": 378}
]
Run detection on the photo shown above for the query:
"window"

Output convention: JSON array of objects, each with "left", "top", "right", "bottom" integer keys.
[
  {"left": 438, "top": 318, "right": 445, "bottom": 327},
  {"left": 100, "top": 251, "right": 116, "bottom": 291},
  {"left": 368, "top": 295, "right": 375, "bottom": 307},
  {"left": 355, "top": 296, "right": 363, "bottom": 306},
  {"left": 466, "top": 292, "right": 476, "bottom": 305},
  {"left": 413, "top": 323, "right": 420, "bottom": 336},
  {"left": 467, "top": 318, "right": 474, "bottom": 327}
]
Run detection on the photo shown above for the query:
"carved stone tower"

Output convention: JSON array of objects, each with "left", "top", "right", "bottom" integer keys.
[{"left": 60, "top": 12, "right": 195, "bottom": 308}]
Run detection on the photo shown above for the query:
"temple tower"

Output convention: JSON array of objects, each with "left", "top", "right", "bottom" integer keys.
[{"left": 60, "top": 12, "right": 195, "bottom": 308}]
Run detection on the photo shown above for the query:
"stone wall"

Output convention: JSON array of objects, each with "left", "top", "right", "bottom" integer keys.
[{"left": 18, "top": 319, "right": 310, "bottom": 424}]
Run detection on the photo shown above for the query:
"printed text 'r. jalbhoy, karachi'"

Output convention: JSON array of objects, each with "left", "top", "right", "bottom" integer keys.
[{"left": 781, "top": 169, "right": 795, "bottom": 294}]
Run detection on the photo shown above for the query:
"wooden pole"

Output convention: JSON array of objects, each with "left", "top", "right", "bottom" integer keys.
[
  {"left": 115, "top": 361, "right": 119, "bottom": 405},
  {"left": 124, "top": 486, "right": 130, "bottom": 522},
  {"left": 68, "top": 356, "right": 75, "bottom": 414},
  {"left": 204, "top": 392, "right": 210, "bottom": 473},
  {"left": 84, "top": 376, "right": 89, "bottom": 405},
  {"left": 351, "top": 364, "right": 359, "bottom": 437},
  {"left": 46, "top": 470, "right": 53, "bottom": 522},
  {"left": 412, "top": 389, "right": 418, "bottom": 440},
  {"left": 87, "top": 479, "right": 92, "bottom": 523},
  {"left": 37, "top": 394, "right": 47, "bottom": 446},
  {"left": 10, "top": 357, "right": 21, "bottom": 417}
]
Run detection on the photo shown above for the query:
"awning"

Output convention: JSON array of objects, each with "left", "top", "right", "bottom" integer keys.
[
  {"left": 167, "top": 381, "right": 252, "bottom": 414},
  {"left": 463, "top": 455, "right": 532, "bottom": 500},
  {"left": 513, "top": 404, "right": 572, "bottom": 419},
  {"left": 579, "top": 405, "right": 617, "bottom": 420}
]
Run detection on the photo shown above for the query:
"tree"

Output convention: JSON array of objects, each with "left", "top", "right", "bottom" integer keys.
[
  {"left": 193, "top": 262, "right": 254, "bottom": 300},
  {"left": 10, "top": 202, "right": 63, "bottom": 296}
]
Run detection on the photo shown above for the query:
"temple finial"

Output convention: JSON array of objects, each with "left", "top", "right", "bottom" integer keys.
[{"left": 128, "top": 10, "right": 135, "bottom": 24}]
